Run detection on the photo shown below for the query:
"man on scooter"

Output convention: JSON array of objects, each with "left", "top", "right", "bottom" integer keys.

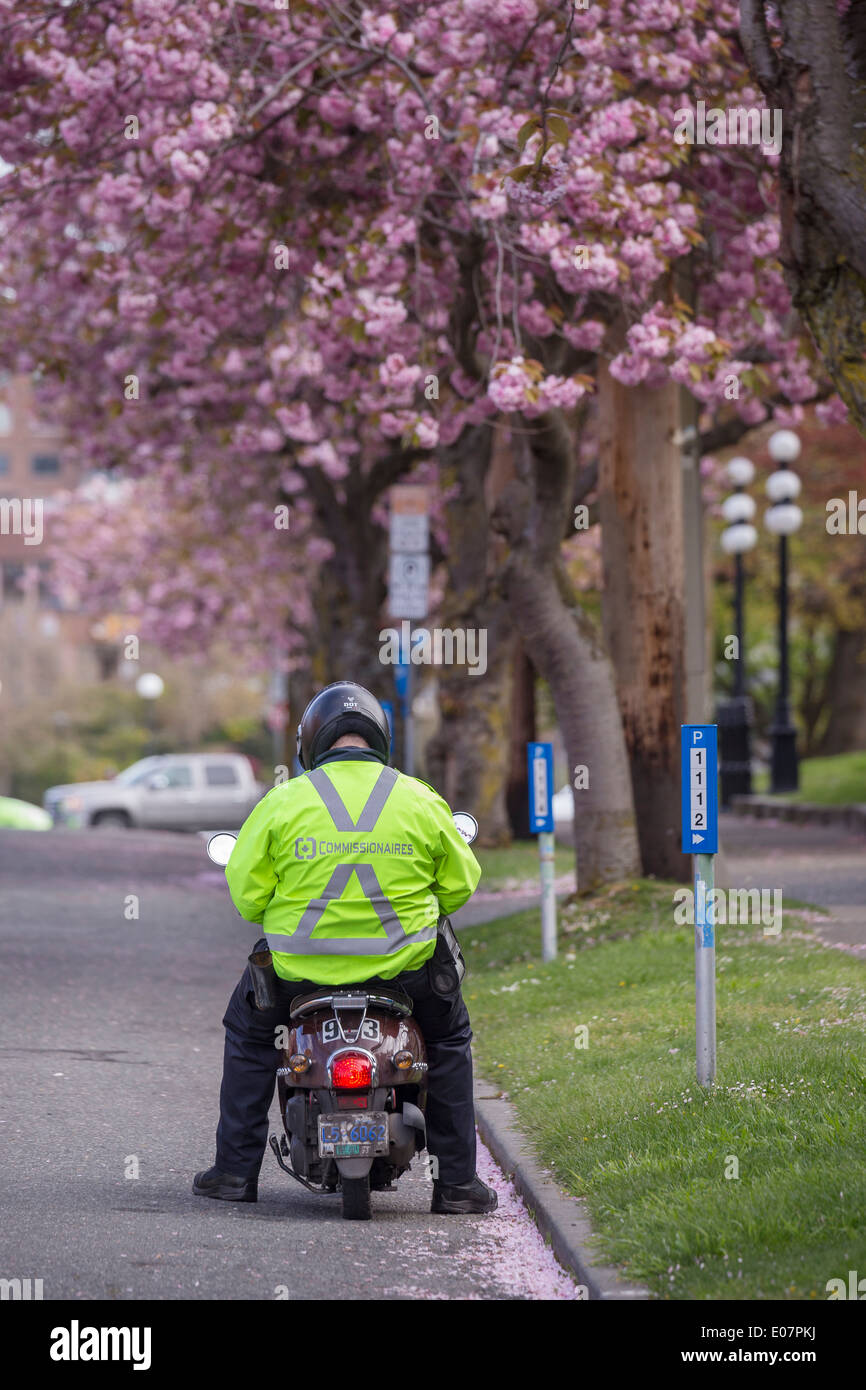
[{"left": 193, "top": 680, "right": 498, "bottom": 1215}]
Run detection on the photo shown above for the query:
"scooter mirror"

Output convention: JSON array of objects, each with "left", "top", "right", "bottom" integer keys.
[
  {"left": 452, "top": 811, "right": 478, "bottom": 845},
  {"left": 206, "top": 831, "right": 237, "bottom": 866}
]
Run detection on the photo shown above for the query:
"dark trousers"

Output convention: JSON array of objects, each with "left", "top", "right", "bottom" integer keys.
[{"left": 214, "top": 943, "right": 477, "bottom": 1187}]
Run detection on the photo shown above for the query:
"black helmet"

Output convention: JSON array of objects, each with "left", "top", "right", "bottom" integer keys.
[{"left": 296, "top": 681, "right": 390, "bottom": 770}]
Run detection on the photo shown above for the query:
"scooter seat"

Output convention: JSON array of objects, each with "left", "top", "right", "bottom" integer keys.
[{"left": 290, "top": 984, "right": 413, "bottom": 1021}]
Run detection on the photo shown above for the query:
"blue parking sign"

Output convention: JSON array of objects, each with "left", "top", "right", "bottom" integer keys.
[
  {"left": 681, "top": 725, "right": 718, "bottom": 854},
  {"left": 527, "top": 742, "right": 554, "bottom": 834}
]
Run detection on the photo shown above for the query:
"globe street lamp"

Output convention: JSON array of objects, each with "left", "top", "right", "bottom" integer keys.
[
  {"left": 135, "top": 671, "right": 165, "bottom": 756},
  {"left": 717, "top": 457, "right": 758, "bottom": 806},
  {"left": 765, "top": 430, "right": 803, "bottom": 793}
]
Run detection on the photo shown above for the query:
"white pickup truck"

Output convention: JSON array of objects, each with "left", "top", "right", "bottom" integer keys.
[{"left": 43, "top": 753, "right": 267, "bottom": 831}]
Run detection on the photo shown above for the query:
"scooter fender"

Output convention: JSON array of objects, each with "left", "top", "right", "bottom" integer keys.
[
  {"left": 401, "top": 1100, "right": 427, "bottom": 1149},
  {"left": 387, "top": 1109, "right": 416, "bottom": 1158},
  {"left": 334, "top": 1156, "right": 374, "bottom": 1179}
]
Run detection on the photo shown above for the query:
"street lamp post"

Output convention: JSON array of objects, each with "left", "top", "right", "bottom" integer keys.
[
  {"left": 135, "top": 671, "right": 165, "bottom": 757},
  {"left": 717, "top": 457, "right": 758, "bottom": 806},
  {"left": 765, "top": 430, "right": 804, "bottom": 794}
]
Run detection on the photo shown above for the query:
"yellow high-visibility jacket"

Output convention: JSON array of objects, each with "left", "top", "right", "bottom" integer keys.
[{"left": 224, "top": 751, "right": 481, "bottom": 983}]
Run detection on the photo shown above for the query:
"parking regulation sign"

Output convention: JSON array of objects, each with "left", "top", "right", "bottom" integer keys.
[
  {"left": 387, "top": 552, "right": 430, "bottom": 618},
  {"left": 527, "top": 742, "right": 554, "bottom": 834},
  {"left": 681, "top": 724, "right": 719, "bottom": 854}
]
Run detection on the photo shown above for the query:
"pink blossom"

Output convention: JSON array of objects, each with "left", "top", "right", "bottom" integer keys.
[
  {"left": 413, "top": 416, "right": 439, "bottom": 448},
  {"left": 815, "top": 395, "right": 849, "bottom": 426},
  {"left": 563, "top": 320, "right": 607, "bottom": 352},
  {"left": 168, "top": 148, "right": 209, "bottom": 182},
  {"left": 379, "top": 353, "right": 422, "bottom": 392},
  {"left": 536, "top": 375, "right": 587, "bottom": 411},
  {"left": 518, "top": 300, "right": 555, "bottom": 337},
  {"left": 275, "top": 404, "right": 321, "bottom": 444},
  {"left": 488, "top": 358, "right": 532, "bottom": 412},
  {"left": 360, "top": 8, "right": 399, "bottom": 47},
  {"left": 318, "top": 93, "right": 355, "bottom": 127}
]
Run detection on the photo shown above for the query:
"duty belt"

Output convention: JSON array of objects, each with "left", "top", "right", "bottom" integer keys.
[{"left": 264, "top": 765, "right": 437, "bottom": 957}]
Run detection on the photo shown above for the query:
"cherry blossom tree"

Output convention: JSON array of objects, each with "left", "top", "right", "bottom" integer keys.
[
  {"left": 740, "top": 0, "right": 866, "bottom": 435},
  {"left": 0, "top": 0, "right": 841, "bottom": 878}
]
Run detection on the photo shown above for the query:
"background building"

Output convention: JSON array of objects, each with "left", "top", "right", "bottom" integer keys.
[{"left": 0, "top": 372, "right": 99, "bottom": 698}]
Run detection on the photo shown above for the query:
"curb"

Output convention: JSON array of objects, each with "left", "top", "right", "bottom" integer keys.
[
  {"left": 730, "top": 795, "right": 866, "bottom": 833},
  {"left": 473, "top": 1076, "right": 650, "bottom": 1300}
]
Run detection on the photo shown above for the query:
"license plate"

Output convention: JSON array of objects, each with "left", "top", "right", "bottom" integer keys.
[{"left": 318, "top": 1112, "right": 389, "bottom": 1158}]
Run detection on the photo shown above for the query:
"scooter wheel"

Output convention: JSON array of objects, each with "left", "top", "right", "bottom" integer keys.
[{"left": 341, "top": 1175, "right": 372, "bottom": 1221}]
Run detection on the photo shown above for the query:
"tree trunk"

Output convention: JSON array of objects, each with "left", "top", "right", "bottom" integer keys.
[
  {"left": 307, "top": 549, "right": 388, "bottom": 693},
  {"left": 493, "top": 412, "right": 640, "bottom": 890},
  {"left": 424, "top": 424, "right": 513, "bottom": 842},
  {"left": 506, "top": 641, "right": 536, "bottom": 838},
  {"left": 597, "top": 344, "right": 690, "bottom": 881},
  {"left": 302, "top": 456, "right": 410, "bottom": 700},
  {"left": 819, "top": 625, "right": 866, "bottom": 754},
  {"left": 286, "top": 664, "right": 315, "bottom": 770},
  {"left": 740, "top": 0, "right": 866, "bottom": 434}
]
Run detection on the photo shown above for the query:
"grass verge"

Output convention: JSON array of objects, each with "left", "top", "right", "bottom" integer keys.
[
  {"left": 473, "top": 838, "right": 571, "bottom": 890},
  {"left": 754, "top": 749, "right": 866, "bottom": 805},
  {"left": 465, "top": 881, "right": 866, "bottom": 1300}
]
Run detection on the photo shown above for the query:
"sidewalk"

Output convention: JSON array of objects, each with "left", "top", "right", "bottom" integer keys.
[
  {"left": 719, "top": 811, "right": 866, "bottom": 954},
  {"left": 730, "top": 793, "right": 866, "bottom": 833},
  {"left": 455, "top": 875, "right": 649, "bottom": 1298}
]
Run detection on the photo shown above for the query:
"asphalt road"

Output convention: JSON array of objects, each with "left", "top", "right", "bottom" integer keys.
[{"left": 0, "top": 828, "right": 576, "bottom": 1302}]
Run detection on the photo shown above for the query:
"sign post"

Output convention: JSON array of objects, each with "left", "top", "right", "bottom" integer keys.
[
  {"left": 681, "top": 724, "right": 719, "bottom": 1086},
  {"left": 393, "top": 659, "right": 411, "bottom": 770},
  {"left": 380, "top": 700, "right": 395, "bottom": 759},
  {"left": 388, "top": 486, "right": 429, "bottom": 776},
  {"left": 527, "top": 742, "right": 556, "bottom": 962}
]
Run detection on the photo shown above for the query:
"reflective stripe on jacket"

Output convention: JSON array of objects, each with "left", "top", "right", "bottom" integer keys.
[{"left": 224, "top": 757, "right": 481, "bottom": 983}]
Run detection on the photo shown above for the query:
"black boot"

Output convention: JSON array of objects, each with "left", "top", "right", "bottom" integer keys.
[
  {"left": 193, "top": 1166, "right": 258, "bottom": 1203},
  {"left": 431, "top": 1173, "right": 498, "bottom": 1215}
]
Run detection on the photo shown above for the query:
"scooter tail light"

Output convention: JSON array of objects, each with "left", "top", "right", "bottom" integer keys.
[{"left": 331, "top": 1052, "right": 373, "bottom": 1090}]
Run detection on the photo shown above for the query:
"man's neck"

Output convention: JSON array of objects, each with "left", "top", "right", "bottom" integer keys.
[{"left": 313, "top": 747, "right": 388, "bottom": 769}]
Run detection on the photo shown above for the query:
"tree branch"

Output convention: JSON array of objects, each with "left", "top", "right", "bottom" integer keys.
[{"left": 738, "top": 0, "right": 781, "bottom": 91}]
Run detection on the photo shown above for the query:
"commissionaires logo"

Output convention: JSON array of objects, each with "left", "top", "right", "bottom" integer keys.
[{"left": 295, "top": 838, "right": 414, "bottom": 858}]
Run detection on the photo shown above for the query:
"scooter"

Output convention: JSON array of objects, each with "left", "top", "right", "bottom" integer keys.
[{"left": 205, "top": 810, "right": 478, "bottom": 1221}]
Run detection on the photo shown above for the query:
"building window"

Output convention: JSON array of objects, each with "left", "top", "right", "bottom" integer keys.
[
  {"left": 38, "top": 562, "right": 61, "bottom": 610},
  {"left": 32, "top": 454, "right": 60, "bottom": 475},
  {"left": 0, "top": 404, "right": 11, "bottom": 435},
  {"left": 0, "top": 454, "right": 9, "bottom": 475},
  {"left": 1, "top": 562, "right": 26, "bottom": 601}
]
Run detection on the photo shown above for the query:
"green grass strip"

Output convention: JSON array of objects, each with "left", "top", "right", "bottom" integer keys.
[
  {"left": 465, "top": 881, "right": 866, "bottom": 1300},
  {"left": 754, "top": 749, "right": 866, "bottom": 804},
  {"left": 473, "top": 839, "right": 572, "bottom": 890}
]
